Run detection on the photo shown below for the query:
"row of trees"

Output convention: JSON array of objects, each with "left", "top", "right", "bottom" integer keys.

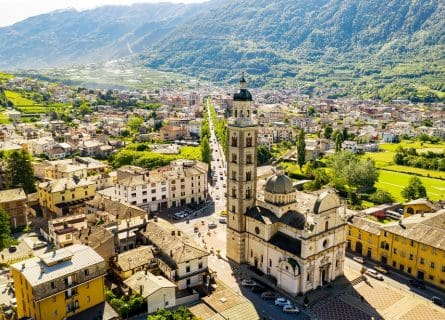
[
  {"left": 208, "top": 102, "right": 227, "bottom": 155},
  {"left": 147, "top": 306, "right": 198, "bottom": 320},
  {"left": 394, "top": 146, "right": 445, "bottom": 171},
  {"left": 200, "top": 107, "right": 211, "bottom": 166}
]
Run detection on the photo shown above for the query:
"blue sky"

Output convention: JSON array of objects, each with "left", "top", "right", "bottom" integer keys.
[{"left": 0, "top": 0, "right": 208, "bottom": 27}]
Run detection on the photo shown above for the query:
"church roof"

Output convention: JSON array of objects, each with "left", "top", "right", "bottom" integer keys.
[
  {"left": 269, "top": 232, "right": 302, "bottom": 256},
  {"left": 246, "top": 206, "right": 305, "bottom": 230},
  {"left": 265, "top": 173, "right": 294, "bottom": 195},
  {"left": 233, "top": 73, "right": 253, "bottom": 102}
]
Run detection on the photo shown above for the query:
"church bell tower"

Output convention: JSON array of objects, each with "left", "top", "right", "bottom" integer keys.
[{"left": 226, "top": 74, "right": 258, "bottom": 263}]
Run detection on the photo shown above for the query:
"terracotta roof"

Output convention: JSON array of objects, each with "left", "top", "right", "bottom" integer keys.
[
  {"left": 349, "top": 216, "right": 381, "bottom": 235},
  {"left": 38, "top": 177, "right": 94, "bottom": 193},
  {"left": 87, "top": 195, "right": 146, "bottom": 220},
  {"left": 124, "top": 271, "right": 175, "bottom": 299}
]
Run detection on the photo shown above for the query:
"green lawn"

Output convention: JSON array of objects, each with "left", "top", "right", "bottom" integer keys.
[
  {"left": 0, "top": 112, "right": 11, "bottom": 124},
  {"left": 375, "top": 170, "right": 445, "bottom": 202}
]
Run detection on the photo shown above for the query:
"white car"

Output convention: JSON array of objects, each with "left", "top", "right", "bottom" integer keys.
[
  {"left": 241, "top": 279, "right": 257, "bottom": 287},
  {"left": 283, "top": 305, "right": 299, "bottom": 313},
  {"left": 352, "top": 256, "right": 364, "bottom": 264},
  {"left": 274, "top": 297, "right": 291, "bottom": 306},
  {"left": 366, "top": 268, "right": 384, "bottom": 280}
]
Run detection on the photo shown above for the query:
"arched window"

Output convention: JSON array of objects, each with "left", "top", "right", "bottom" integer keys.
[
  {"left": 246, "top": 136, "right": 252, "bottom": 147},
  {"left": 246, "top": 188, "right": 252, "bottom": 199},
  {"left": 246, "top": 171, "right": 251, "bottom": 181},
  {"left": 231, "top": 136, "right": 237, "bottom": 147},
  {"left": 232, "top": 188, "right": 236, "bottom": 198},
  {"left": 406, "top": 207, "right": 414, "bottom": 215},
  {"left": 231, "top": 153, "right": 237, "bottom": 163},
  {"left": 325, "top": 221, "right": 329, "bottom": 231}
]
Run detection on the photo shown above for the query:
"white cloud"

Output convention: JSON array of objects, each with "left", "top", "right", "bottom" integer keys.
[{"left": 0, "top": 0, "right": 207, "bottom": 27}]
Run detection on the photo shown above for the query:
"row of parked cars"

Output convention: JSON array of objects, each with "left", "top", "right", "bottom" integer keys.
[
  {"left": 173, "top": 209, "right": 193, "bottom": 220},
  {"left": 241, "top": 279, "right": 300, "bottom": 314}
]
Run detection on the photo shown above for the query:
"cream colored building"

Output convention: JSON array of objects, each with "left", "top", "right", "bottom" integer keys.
[
  {"left": 124, "top": 271, "right": 176, "bottom": 314},
  {"left": 226, "top": 76, "right": 346, "bottom": 296},
  {"left": 139, "top": 219, "right": 209, "bottom": 290}
]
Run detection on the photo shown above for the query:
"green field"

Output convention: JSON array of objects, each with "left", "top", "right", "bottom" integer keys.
[
  {"left": 0, "top": 112, "right": 11, "bottom": 124},
  {"left": 4, "top": 90, "right": 70, "bottom": 114},
  {"left": 0, "top": 72, "right": 13, "bottom": 83},
  {"left": 376, "top": 170, "right": 445, "bottom": 202}
]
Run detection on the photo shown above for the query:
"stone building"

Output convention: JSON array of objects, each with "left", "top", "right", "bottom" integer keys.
[
  {"left": 226, "top": 75, "right": 347, "bottom": 295},
  {"left": 0, "top": 188, "right": 28, "bottom": 228}
]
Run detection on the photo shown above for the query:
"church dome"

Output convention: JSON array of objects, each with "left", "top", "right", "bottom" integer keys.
[
  {"left": 233, "top": 73, "right": 253, "bottom": 102},
  {"left": 265, "top": 172, "right": 294, "bottom": 195}
]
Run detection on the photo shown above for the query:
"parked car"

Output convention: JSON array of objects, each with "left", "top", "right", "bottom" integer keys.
[
  {"left": 409, "top": 279, "right": 426, "bottom": 289},
  {"left": 252, "top": 285, "right": 267, "bottom": 293},
  {"left": 208, "top": 222, "right": 217, "bottom": 229},
  {"left": 241, "top": 279, "right": 257, "bottom": 287},
  {"left": 352, "top": 256, "right": 364, "bottom": 263},
  {"left": 219, "top": 217, "right": 227, "bottom": 224},
  {"left": 366, "top": 269, "right": 384, "bottom": 280},
  {"left": 374, "top": 265, "right": 389, "bottom": 274},
  {"left": 274, "top": 297, "right": 291, "bottom": 306},
  {"left": 261, "top": 291, "right": 278, "bottom": 300},
  {"left": 283, "top": 305, "right": 299, "bottom": 313},
  {"left": 432, "top": 296, "right": 444, "bottom": 306}
]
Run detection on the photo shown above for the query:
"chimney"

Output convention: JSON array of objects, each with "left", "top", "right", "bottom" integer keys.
[
  {"left": 21, "top": 263, "right": 25, "bottom": 270},
  {"left": 170, "top": 250, "right": 173, "bottom": 257},
  {"left": 177, "top": 230, "right": 181, "bottom": 236},
  {"left": 139, "top": 285, "right": 143, "bottom": 295},
  {"left": 145, "top": 269, "right": 148, "bottom": 275}
]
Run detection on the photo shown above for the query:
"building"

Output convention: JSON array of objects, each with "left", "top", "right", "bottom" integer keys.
[
  {"left": 10, "top": 244, "right": 106, "bottom": 320},
  {"left": 124, "top": 271, "right": 176, "bottom": 314},
  {"left": 403, "top": 198, "right": 439, "bottom": 217},
  {"left": 0, "top": 188, "right": 28, "bottom": 228},
  {"left": 160, "top": 125, "right": 187, "bottom": 141},
  {"left": 347, "top": 210, "right": 445, "bottom": 290},
  {"left": 111, "top": 246, "right": 157, "bottom": 280},
  {"left": 42, "top": 214, "right": 88, "bottom": 248},
  {"left": 226, "top": 76, "right": 346, "bottom": 295},
  {"left": 139, "top": 219, "right": 209, "bottom": 290},
  {"left": 38, "top": 177, "right": 96, "bottom": 217},
  {"left": 86, "top": 194, "right": 147, "bottom": 223},
  {"left": 113, "top": 160, "right": 208, "bottom": 212}
]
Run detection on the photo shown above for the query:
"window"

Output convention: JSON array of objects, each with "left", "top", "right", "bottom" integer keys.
[
  {"left": 409, "top": 254, "right": 415, "bottom": 260},
  {"left": 142, "top": 191, "right": 147, "bottom": 195},
  {"left": 186, "top": 266, "right": 190, "bottom": 273},
  {"left": 231, "top": 136, "right": 237, "bottom": 147},
  {"left": 161, "top": 187, "right": 166, "bottom": 192},
  {"left": 51, "top": 281, "right": 56, "bottom": 289},
  {"left": 151, "top": 189, "right": 156, "bottom": 194},
  {"left": 307, "top": 272, "right": 311, "bottom": 282},
  {"left": 269, "top": 259, "right": 272, "bottom": 267},
  {"left": 84, "top": 269, "right": 89, "bottom": 276},
  {"left": 198, "top": 262, "right": 203, "bottom": 269},
  {"left": 384, "top": 231, "right": 387, "bottom": 237},
  {"left": 232, "top": 171, "right": 236, "bottom": 180},
  {"left": 62, "top": 196, "right": 65, "bottom": 201},
  {"left": 131, "top": 193, "right": 136, "bottom": 197},
  {"left": 325, "top": 221, "right": 329, "bottom": 231},
  {"left": 429, "top": 275, "right": 434, "bottom": 280},
  {"left": 442, "top": 266, "right": 445, "bottom": 272},
  {"left": 410, "top": 240, "right": 414, "bottom": 247},
  {"left": 232, "top": 188, "right": 236, "bottom": 198},
  {"left": 250, "top": 249, "right": 253, "bottom": 258},
  {"left": 348, "top": 229, "right": 351, "bottom": 236},
  {"left": 431, "top": 262, "right": 435, "bottom": 269},
  {"left": 420, "top": 258, "right": 425, "bottom": 264},
  {"left": 231, "top": 153, "right": 237, "bottom": 163},
  {"left": 358, "top": 233, "right": 362, "bottom": 240},
  {"left": 231, "top": 205, "right": 235, "bottom": 213},
  {"left": 246, "top": 188, "right": 252, "bottom": 199},
  {"left": 393, "top": 248, "right": 397, "bottom": 254},
  {"left": 255, "top": 227, "right": 260, "bottom": 235},
  {"left": 246, "top": 172, "right": 251, "bottom": 181},
  {"left": 186, "top": 279, "right": 191, "bottom": 286},
  {"left": 84, "top": 191, "right": 88, "bottom": 196},
  {"left": 407, "top": 267, "right": 412, "bottom": 273},
  {"left": 322, "top": 239, "right": 328, "bottom": 248},
  {"left": 246, "top": 154, "right": 252, "bottom": 164},
  {"left": 246, "top": 136, "right": 252, "bottom": 147},
  {"left": 152, "top": 197, "right": 156, "bottom": 201}
]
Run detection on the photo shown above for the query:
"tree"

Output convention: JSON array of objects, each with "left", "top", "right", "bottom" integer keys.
[
  {"left": 369, "top": 189, "right": 395, "bottom": 204},
  {"left": 79, "top": 103, "right": 91, "bottom": 116},
  {"left": 200, "top": 136, "right": 211, "bottom": 165},
  {"left": 332, "top": 130, "right": 344, "bottom": 152},
  {"left": 401, "top": 176, "right": 427, "bottom": 200},
  {"left": 147, "top": 306, "right": 198, "bottom": 320},
  {"left": 327, "top": 151, "right": 379, "bottom": 201},
  {"left": 257, "top": 146, "right": 272, "bottom": 165},
  {"left": 0, "top": 208, "right": 12, "bottom": 251},
  {"left": 127, "top": 116, "right": 144, "bottom": 134},
  {"left": 342, "top": 127, "right": 349, "bottom": 141},
  {"left": 296, "top": 129, "right": 306, "bottom": 170},
  {"left": 323, "top": 125, "right": 333, "bottom": 139},
  {"left": 5, "top": 150, "right": 36, "bottom": 194}
]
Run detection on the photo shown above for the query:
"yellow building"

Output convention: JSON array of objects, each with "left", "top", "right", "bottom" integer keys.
[
  {"left": 347, "top": 216, "right": 381, "bottom": 260},
  {"left": 347, "top": 209, "right": 445, "bottom": 290},
  {"left": 38, "top": 177, "right": 96, "bottom": 217},
  {"left": 111, "top": 246, "right": 157, "bottom": 280},
  {"left": 403, "top": 198, "right": 439, "bottom": 217},
  {"left": 10, "top": 244, "right": 106, "bottom": 320}
]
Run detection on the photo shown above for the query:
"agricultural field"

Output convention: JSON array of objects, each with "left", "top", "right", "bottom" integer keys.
[
  {"left": 0, "top": 112, "right": 11, "bottom": 124},
  {"left": 4, "top": 90, "right": 70, "bottom": 114},
  {"left": 376, "top": 170, "right": 445, "bottom": 202},
  {"left": 0, "top": 72, "right": 13, "bottom": 83}
]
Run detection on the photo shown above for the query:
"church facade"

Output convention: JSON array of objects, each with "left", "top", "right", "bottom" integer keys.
[{"left": 226, "top": 75, "right": 347, "bottom": 296}]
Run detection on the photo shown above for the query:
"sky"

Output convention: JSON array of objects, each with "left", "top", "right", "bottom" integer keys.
[{"left": 0, "top": 0, "right": 207, "bottom": 27}]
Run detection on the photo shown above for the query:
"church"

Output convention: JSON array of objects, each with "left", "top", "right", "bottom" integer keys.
[{"left": 225, "top": 75, "right": 347, "bottom": 296}]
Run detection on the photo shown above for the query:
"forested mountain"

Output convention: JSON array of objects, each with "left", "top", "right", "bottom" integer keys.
[
  {"left": 143, "top": 0, "right": 444, "bottom": 87},
  {"left": 0, "top": 2, "right": 214, "bottom": 69},
  {"left": 0, "top": 0, "right": 443, "bottom": 99}
]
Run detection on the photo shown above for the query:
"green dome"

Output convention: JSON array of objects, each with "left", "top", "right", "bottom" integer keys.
[{"left": 233, "top": 89, "right": 253, "bottom": 101}]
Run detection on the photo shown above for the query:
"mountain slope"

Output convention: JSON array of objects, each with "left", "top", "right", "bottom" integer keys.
[
  {"left": 142, "top": 0, "right": 445, "bottom": 86},
  {"left": 0, "top": 2, "right": 212, "bottom": 69}
]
